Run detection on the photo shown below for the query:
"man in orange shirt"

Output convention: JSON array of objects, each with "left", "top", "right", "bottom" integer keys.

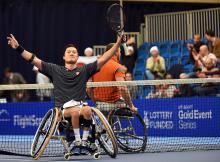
[{"left": 88, "top": 43, "right": 137, "bottom": 115}]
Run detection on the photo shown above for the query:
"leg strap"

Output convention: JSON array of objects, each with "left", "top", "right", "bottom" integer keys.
[{"left": 81, "top": 118, "right": 92, "bottom": 127}]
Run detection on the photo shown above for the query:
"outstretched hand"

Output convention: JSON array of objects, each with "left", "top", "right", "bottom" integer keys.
[
  {"left": 116, "top": 32, "right": 126, "bottom": 44},
  {"left": 7, "top": 34, "right": 19, "bottom": 49},
  {"left": 130, "top": 105, "right": 138, "bottom": 114}
]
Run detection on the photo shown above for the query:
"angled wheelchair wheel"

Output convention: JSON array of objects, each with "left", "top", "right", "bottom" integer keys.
[
  {"left": 91, "top": 107, "right": 118, "bottom": 158},
  {"left": 31, "top": 108, "right": 59, "bottom": 160},
  {"left": 108, "top": 108, "right": 147, "bottom": 152}
]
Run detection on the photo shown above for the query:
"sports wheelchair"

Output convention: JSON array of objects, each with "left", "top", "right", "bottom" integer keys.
[
  {"left": 31, "top": 107, "right": 118, "bottom": 160},
  {"left": 108, "top": 107, "right": 147, "bottom": 152}
]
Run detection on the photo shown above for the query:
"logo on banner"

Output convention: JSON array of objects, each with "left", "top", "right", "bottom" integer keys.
[
  {"left": 0, "top": 109, "right": 10, "bottom": 122},
  {"left": 13, "top": 115, "right": 42, "bottom": 128},
  {"left": 178, "top": 104, "right": 212, "bottom": 130},
  {"left": 143, "top": 111, "right": 174, "bottom": 129}
]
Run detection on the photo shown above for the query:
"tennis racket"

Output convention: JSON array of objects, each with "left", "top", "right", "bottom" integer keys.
[{"left": 106, "top": 3, "right": 128, "bottom": 55}]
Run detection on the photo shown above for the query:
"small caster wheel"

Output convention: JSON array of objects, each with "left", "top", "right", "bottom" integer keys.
[
  {"left": 64, "top": 152, "right": 71, "bottom": 160},
  {"left": 93, "top": 152, "right": 100, "bottom": 159}
]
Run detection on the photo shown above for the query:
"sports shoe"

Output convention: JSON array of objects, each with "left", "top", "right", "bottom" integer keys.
[
  {"left": 80, "top": 140, "right": 90, "bottom": 155},
  {"left": 71, "top": 140, "right": 81, "bottom": 155}
]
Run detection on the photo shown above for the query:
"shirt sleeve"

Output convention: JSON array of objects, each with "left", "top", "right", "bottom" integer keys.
[
  {"left": 85, "top": 61, "right": 98, "bottom": 79},
  {"left": 115, "top": 66, "right": 126, "bottom": 78},
  {"left": 115, "top": 71, "right": 125, "bottom": 78},
  {"left": 41, "top": 61, "right": 57, "bottom": 79}
]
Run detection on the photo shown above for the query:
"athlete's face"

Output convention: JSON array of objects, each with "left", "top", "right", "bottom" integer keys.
[{"left": 63, "top": 47, "right": 79, "bottom": 64}]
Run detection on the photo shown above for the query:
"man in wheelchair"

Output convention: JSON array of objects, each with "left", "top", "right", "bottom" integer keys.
[
  {"left": 7, "top": 33, "right": 125, "bottom": 155},
  {"left": 88, "top": 43, "right": 137, "bottom": 115},
  {"left": 59, "top": 104, "right": 98, "bottom": 155},
  {"left": 87, "top": 43, "right": 147, "bottom": 153}
]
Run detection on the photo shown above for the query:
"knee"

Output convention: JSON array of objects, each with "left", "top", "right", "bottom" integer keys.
[
  {"left": 81, "top": 106, "right": 92, "bottom": 119},
  {"left": 145, "top": 69, "right": 151, "bottom": 75},
  {"left": 70, "top": 109, "right": 80, "bottom": 118},
  {"left": 145, "top": 69, "right": 154, "bottom": 79}
]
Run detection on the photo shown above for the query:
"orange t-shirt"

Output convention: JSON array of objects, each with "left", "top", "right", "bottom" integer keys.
[{"left": 91, "top": 58, "right": 126, "bottom": 103}]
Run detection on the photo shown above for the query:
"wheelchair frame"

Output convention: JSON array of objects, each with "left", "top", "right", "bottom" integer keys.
[
  {"left": 31, "top": 107, "right": 118, "bottom": 160},
  {"left": 108, "top": 107, "right": 147, "bottom": 153}
]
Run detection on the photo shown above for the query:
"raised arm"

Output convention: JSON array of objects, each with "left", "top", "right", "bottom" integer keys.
[
  {"left": 97, "top": 35, "right": 124, "bottom": 70},
  {"left": 7, "top": 34, "right": 42, "bottom": 70}
]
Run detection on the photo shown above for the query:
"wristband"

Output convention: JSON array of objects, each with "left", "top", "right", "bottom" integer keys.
[
  {"left": 15, "top": 45, "right": 24, "bottom": 54},
  {"left": 28, "top": 53, "right": 36, "bottom": 63}
]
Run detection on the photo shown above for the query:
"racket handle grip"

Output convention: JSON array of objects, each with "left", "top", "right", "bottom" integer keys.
[{"left": 122, "top": 43, "right": 129, "bottom": 56}]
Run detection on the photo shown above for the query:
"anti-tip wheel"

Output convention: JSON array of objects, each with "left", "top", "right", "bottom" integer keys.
[
  {"left": 93, "top": 152, "right": 101, "bottom": 159},
  {"left": 64, "top": 152, "right": 71, "bottom": 160}
]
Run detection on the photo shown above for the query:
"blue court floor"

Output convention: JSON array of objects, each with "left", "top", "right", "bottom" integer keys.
[{"left": 0, "top": 150, "right": 220, "bottom": 162}]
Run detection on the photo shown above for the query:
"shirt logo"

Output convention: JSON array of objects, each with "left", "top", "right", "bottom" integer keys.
[{"left": 76, "top": 72, "right": 80, "bottom": 76}]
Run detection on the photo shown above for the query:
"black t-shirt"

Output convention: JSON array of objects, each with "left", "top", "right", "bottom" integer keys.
[
  {"left": 189, "top": 42, "right": 205, "bottom": 64},
  {"left": 121, "top": 44, "right": 137, "bottom": 73},
  {"left": 193, "top": 42, "right": 204, "bottom": 53},
  {"left": 41, "top": 61, "right": 98, "bottom": 107}
]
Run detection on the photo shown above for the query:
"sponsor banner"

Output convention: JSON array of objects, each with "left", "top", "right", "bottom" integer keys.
[
  {"left": 0, "top": 97, "right": 219, "bottom": 136},
  {"left": 0, "top": 102, "right": 54, "bottom": 135},
  {"left": 135, "top": 97, "right": 220, "bottom": 137}
]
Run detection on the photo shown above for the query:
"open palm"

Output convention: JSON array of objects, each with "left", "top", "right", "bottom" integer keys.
[{"left": 7, "top": 34, "right": 19, "bottom": 49}]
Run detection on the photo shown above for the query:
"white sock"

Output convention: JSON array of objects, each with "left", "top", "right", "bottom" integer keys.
[
  {"left": 82, "top": 130, "right": 89, "bottom": 141},
  {"left": 73, "top": 128, "right": 81, "bottom": 141}
]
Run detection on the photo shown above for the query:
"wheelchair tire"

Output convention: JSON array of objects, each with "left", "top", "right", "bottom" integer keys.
[
  {"left": 31, "top": 108, "right": 59, "bottom": 160},
  {"left": 108, "top": 108, "right": 147, "bottom": 153},
  {"left": 91, "top": 107, "right": 118, "bottom": 158}
]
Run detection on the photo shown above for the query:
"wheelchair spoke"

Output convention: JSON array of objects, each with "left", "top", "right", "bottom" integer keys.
[
  {"left": 92, "top": 113, "right": 115, "bottom": 155},
  {"left": 127, "top": 118, "right": 136, "bottom": 135},
  {"left": 109, "top": 108, "right": 147, "bottom": 152},
  {"left": 99, "top": 134, "right": 114, "bottom": 153}
]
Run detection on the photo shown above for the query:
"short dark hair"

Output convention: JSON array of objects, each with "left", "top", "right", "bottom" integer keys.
[
  {"left": 63, "top": 44, "right": 78, "bottom": 54},
  {"left": 205, "top": 30, "right": 215, "bottom": 37},
  {"left": 105, "top": 43, "right": 115, "bottom": 52},
  {"left": 4, "top": 67, "right": 12, "bottom": 74}
]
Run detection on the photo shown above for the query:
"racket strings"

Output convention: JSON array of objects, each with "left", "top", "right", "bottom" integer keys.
[{"left": 106, "top": 4, "right": 125, "bottom": 33}]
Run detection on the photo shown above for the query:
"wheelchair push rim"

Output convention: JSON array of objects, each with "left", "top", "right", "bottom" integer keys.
[
  {"left": 31, "top": 108, "right": 59, "bottom": 160},
  {"left": 91, "top": 107, "right": 118, "bottom": 158}
]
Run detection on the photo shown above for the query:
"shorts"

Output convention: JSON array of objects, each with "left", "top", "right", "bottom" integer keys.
[
  {"left": 62, "top": 99, "right": 88, "bottom": 109},
  {"left": 61, "top": 99, "right": 88, "bottom": 119}
]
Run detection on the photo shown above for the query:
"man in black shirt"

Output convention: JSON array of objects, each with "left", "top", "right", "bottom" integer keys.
[
  {"left": 7, "top": 34, "right": 124, "bottom": 155},
  {"left": 121, "top": 37, "right": 137, "bottom": 74},
  {"left": 187, "top": 34, "right": 204, "bottom": 64}
]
